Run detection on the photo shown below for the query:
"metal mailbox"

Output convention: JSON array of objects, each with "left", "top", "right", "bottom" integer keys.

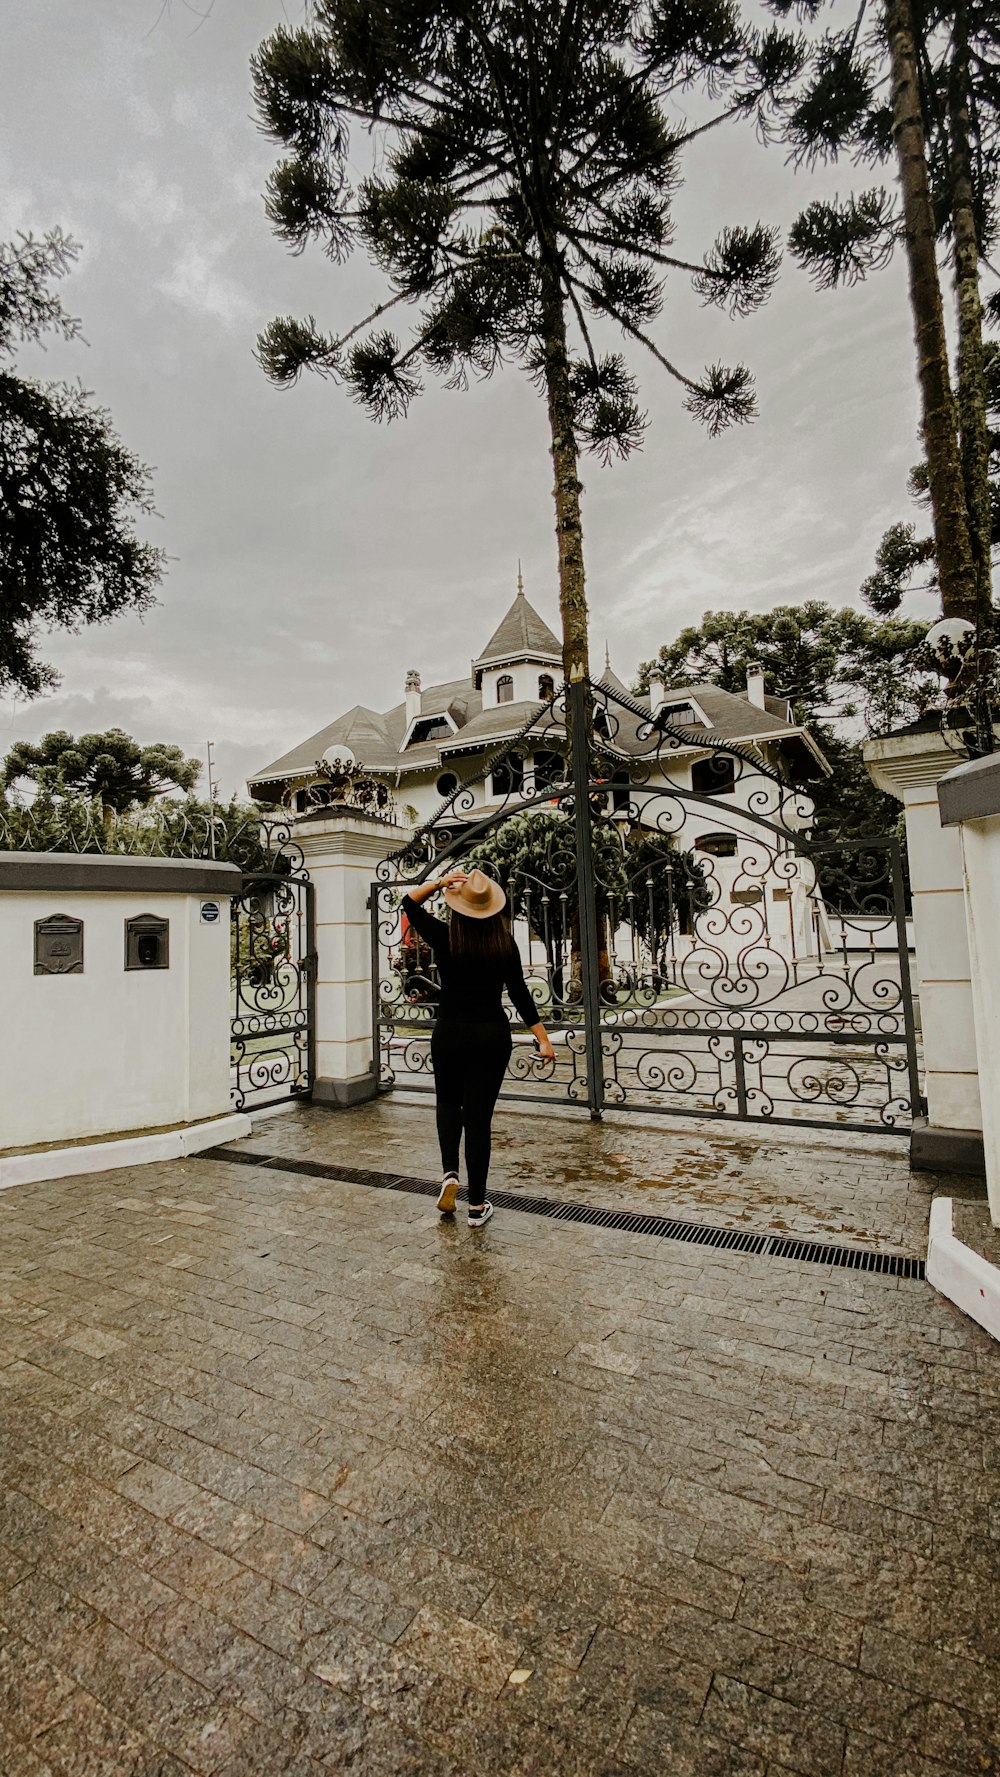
[
  {"left": 124, "top": 913, "right": 170, "bottom": 971},
  {"left": 34, "top": 914, "right": 84, "bottom": 975}
]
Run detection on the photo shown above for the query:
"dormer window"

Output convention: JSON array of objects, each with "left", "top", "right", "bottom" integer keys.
[
  {"left": 406, "top": 715, "right": 452, "bottom": 747},
  {"left": 538, "top": 673, "right": 554, "bottom": 701},
  {"left": 496, "top": 675, "right": 514, "bottom": 704},
  {"left": 660, "top": 702, "right": 699, "bottom": 727}
]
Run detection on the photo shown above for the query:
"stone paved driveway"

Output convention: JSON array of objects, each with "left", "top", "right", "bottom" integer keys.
[
  {"left": 0, "top": 1110, "right": 998, "bottom": 1775},
  {"left": 237, "top": 1098, "right": 947, "bottom": 1253}
]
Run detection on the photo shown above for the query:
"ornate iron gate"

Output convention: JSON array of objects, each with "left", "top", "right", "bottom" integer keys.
[
  {"left": 231, "top": 826, "right": 315, "bottom": 1112},
  {"left": 371, "top": 678, "right": 923, "bottom": 1136}
]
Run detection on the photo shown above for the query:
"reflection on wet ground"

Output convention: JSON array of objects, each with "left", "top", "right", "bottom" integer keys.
[
  {"left": 236, "top": 1097, "right": 960, "bottom": 1255},
  {"left": 1, "top": 1130, "right": 998, "bottom": 1775}
]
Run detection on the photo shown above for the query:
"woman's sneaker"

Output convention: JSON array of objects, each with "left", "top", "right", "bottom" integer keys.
[
  {"left": 468, "top": 1201, "right": 493, "bottom": 1229},
  {"left": 436, "top": 1173, "right": 459, "bottom": 1215}
]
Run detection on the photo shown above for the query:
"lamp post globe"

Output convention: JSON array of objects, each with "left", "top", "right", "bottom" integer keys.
[{"left": 926, "top": 617, "right": 975, "bottom": 672}]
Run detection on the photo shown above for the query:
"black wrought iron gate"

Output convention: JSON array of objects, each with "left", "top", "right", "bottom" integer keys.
[
  {"left": 372, "top": 677, "right": 923, "bottom": 1136},
  {"left": 231, "top": 840, "right": 315, "bottom": 1112}
]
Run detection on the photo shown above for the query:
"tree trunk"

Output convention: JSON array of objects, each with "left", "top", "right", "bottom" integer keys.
[
  {"left": 947, "top": 4, "right": 993, "bottom": 623},
  {"left": 886, "top": 0, "right": 976, "bottom": 622},
  {"left": 539, "top": 258, "right": 591, "bottom": 688}
]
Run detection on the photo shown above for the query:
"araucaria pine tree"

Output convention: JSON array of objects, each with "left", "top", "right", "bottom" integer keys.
[
  {"left": 252, "top": 1, "right": 804, "bottom": 689},
  {"left": 780, "top": 0, "right": 1000, "bottom": 646}
]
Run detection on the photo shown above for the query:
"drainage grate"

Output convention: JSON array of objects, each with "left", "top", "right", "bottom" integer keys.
[{"left": 200, "top": 1146, "right": 925, "bottom": 1281}]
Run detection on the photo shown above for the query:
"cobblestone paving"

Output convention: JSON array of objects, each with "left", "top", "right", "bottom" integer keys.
[
  {"left": 236, "top": 1099, "right": 952, "bottom": 1254},
  {"left": 0, "top": 1116, "right": 998, "bottom": 1775}
]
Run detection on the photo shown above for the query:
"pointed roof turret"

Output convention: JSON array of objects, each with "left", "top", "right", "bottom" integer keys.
[
  {"left": 473, "top": 566, "right": 561, "bottom": 685},
  {"left": 599, "top": 642, "right": 631, "bottom": 700}
]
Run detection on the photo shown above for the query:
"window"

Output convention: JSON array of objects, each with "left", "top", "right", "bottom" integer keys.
[
  {"left": 406, "top": 716, "right": 452, "bottom": 746},
  {"left": 538, "top": 673, "right": 555, "bottom": 701},
  {"left": 532, "top": 749, "right": 565, "bottom": 792},
  {"left": 436, "top": 771, "right": 458, "bottom": 797},
  {"left": 691, "top": 756, "right": 736, "bottom": 796},
  {"left": 496, "top": 674, "right": 514, "bottom": 704},
  {"left": 611, "top": 771, "right": 631, "bottom": 813},
  {"left": 695, "top": 832, "right": 738, "bottom": 858},
  {"left": 660, "top": 702, "right": 699, "bottom": 727},
  {"left": 490, "top": 753, "right": 523, "bottom": 798}
]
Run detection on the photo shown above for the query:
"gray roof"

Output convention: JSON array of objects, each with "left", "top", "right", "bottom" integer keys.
[
  {"left": 655, "top": 683, "right": 798, "bottom": 740},
  {"left": 247, "top": 676, "right": 484, "bottom": 785},
  {"left": 474, "top": 590, "right": 561, "bottom": 668},
  {"left": 439, "top": 701, "right": 565, "bottom": 757},
  {"left": 248, "top": 621, "right": 828, "bottom": 792}
]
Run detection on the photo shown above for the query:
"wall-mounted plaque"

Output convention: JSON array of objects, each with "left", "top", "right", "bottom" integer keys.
[
  {"left": 34, "top": 914, "right": 84, "bottom": 975},
  {"left": 124, "top": 913, "right": 170, "bottom": 971}
]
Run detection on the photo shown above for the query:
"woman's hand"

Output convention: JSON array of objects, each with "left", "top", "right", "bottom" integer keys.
[
  {"left": 436, "top": 869, "right": 468, "bottom": 892},
  {"left": 531, "top": 1022, "right": 555, "bottom": 1063}
]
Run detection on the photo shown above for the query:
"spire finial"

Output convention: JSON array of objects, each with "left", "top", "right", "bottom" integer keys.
[
  {"left": 517, "top": 560, "right": 524, "bottom": 596},
  {"left": 604, "top": 639, "right": 611, "bottom": 672}
]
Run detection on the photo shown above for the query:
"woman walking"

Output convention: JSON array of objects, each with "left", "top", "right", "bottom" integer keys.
[{"left": 402, "top": 869, "right": 555, "bottom": 1227}]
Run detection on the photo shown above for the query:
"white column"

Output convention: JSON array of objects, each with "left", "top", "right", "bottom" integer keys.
[
  {"left": 939, "top": 757, "right": 1000, "bottom": 1221},
  {"left": 297, "top": 811, "right": 412, "bottom": 1107},
  {"left": 864, "top": 727, "right": 983, "bottom": 1171}
]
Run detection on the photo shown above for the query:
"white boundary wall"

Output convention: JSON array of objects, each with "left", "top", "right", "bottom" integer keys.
[{"left": 0, "top": 853, "right": 242, "bottom": 1153}]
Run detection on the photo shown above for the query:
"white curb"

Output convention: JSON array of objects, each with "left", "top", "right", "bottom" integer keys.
[
  {"left": 926, "top": 1196, "right": 1000, "bottom": 1343},
  {"left": 0, "top": 1113, "right": 253, "bottom": 1191}
]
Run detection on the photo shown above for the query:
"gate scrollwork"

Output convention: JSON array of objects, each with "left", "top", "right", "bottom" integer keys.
[{"left": 370, "top": 677, "right": 922, "bottom": 1134}]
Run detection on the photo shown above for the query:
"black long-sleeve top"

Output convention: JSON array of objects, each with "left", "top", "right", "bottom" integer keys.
[{"left": 402, "top": 895, "right": 539, "bottom": 1028}]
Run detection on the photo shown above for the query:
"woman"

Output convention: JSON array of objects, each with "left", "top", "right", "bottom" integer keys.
[{"left": 402, "top": 868, "right": 555, "bottom": 1228}]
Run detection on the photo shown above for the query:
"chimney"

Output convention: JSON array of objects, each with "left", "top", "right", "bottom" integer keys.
[
  {"left": 745, "top": 663, "right": 766, "bottom": 710},
  {"left": 648, "top": 669, "right": 666, "bottom": 716},
  {"left": 405, "top": 669, "right": 422, "bottom": 726}
]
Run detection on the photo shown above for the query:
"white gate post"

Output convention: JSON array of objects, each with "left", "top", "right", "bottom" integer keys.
[
  {"left": 863, "top": 727, "right": 983, "bottom": 1173},
  {"left": 297, "top": 810, "right": 412, "bottom": 1107},
  {"left": 939, "top": 756, "right": 1000, "bottom": 1221}
]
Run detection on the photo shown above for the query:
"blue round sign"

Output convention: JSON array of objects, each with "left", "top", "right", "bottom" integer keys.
[{"left": 200, "top": 900, "right": 221, "bottom": 925}]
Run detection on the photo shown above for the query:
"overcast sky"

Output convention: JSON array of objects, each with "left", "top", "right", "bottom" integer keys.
[{"left": 3, "top": 0, "right": 932, "bottom": 797}]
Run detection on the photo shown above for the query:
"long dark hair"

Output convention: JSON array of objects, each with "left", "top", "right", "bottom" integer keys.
[{"left": 448, "top": 908, "right": 513, "bottom": 962}]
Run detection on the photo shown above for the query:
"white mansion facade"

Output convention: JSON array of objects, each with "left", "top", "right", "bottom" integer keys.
[
  {"left": 249, "top": 579, "right": 832, "bottom": 965},
  {"left": 249, "top": 576, "right": 828, "bottom": 831}
]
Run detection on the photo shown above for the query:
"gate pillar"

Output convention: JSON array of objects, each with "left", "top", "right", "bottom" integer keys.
[
  {"left": 865, "top": 727, "right": 983, "bottom": 1173},
  {"left": 297, "top": 810, "right": 412, "bottom": 1107},
  {"left": 939, "top": 756, "right": 1000, "bottom": 1221}
]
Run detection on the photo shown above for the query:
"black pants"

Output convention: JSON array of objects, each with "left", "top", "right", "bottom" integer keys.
[{"left": 431, "top": 1019, "right": 512, "bottom": 1206}]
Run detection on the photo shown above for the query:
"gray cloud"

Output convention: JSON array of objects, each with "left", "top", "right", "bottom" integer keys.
[{"left": 2, "top": 0, "right": 935, "bottom": 795}]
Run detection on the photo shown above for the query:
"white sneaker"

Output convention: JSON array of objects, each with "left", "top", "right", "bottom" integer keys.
[
  {"left": 436, "top": 1174, "right": 459, "bottom": 1215},
  {"left": 468, "top": 1201, "right": 493, "bottom": 1229}
]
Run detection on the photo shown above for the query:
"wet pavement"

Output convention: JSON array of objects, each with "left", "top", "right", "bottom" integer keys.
[
  {"left": 236, "top": 1097, "right": 951, "bottom": 1255},
  {"left": 0, "top": 1100, "right": 998, "bottom": 1775}
]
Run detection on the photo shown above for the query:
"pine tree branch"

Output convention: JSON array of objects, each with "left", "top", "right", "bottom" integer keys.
[
  {"left": 848, "top": 0, "right": 870, "bottom": 56},
  {"left": 663, "top": 99, "right": 748, "bottom": 153},
  {"left": 566, "top": 222, "right": 713, "bottom": 278},
  {"left": 561, "top": 264, "right": 600, "bottom": 372},
  {"left": 548, "top": 0, "right": 588, "bottom": 152},
  {"left": 458, "top": 6, "right": 552, "bottom": 250},
  {"left": 327, "top": 271, "right": 454, "bottom": 360},
  {"left": 570, "top": 98, "right": 746, "bottom": 205},
  {"left": 566, "top": 266, "right": 700, "bottom": 394}
]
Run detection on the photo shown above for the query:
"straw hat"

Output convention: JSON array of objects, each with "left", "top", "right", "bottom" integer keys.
[{"left": 443, "top": 869, "right": 507, "bottom": 920}]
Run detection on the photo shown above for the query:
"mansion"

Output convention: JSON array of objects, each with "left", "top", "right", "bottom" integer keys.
[{"left": 248, "top": 576, "right": 829, "bottom": 843}]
